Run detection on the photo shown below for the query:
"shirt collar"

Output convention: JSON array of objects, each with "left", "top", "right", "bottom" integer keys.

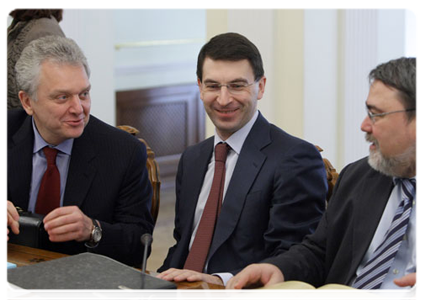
[
  {"left": 214, "top": 110, "right": 259, "bottom": 155},
  {"left": 32, "top": 117, "right": 74, "bottom": 155}
]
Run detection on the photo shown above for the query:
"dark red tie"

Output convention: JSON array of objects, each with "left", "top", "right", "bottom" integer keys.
[
  {"left": 35, "top": 147, "right": 60, "bottom": 215},
  {"left": 184, "top": 143, "right": 230, "bottom": 272}
]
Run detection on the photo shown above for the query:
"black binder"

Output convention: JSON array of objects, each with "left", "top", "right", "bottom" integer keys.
[{"left": 8, "top": 252, "right": 176, "bottom": 289}]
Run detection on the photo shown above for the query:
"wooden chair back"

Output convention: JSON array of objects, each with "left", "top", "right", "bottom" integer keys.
[
  {"left": 117, "top": 125, "right": 161, "bottom": 224},
  {"left": 315, "top": 145, "right": 339, "bottom": 202}
]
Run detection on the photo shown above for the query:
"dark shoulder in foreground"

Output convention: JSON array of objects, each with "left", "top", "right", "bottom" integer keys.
[
  {"left": 268, "top": 122, "right": 320, "bottom": 154},
  {"left": 340, "top": 156, "right": 386, "bottom": 179},
  {"left": 78, "top": 115, "right": 147, "bottom": 154},
  {"left": 182, "top": 135, "right": 214, "bottom": 154},
  {"left": 270, "top": 123, "right": 308, "bottom": 143},
  {"left": 8, "top": 109, "right": 29, "bottom": 138}
]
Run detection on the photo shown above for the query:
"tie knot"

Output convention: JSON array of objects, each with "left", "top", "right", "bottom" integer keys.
[
  {"left": 397, "top": 178, "right": 416, "bottom": 203},
  {"left": 396, "top": 178, "right": 416, "bottom": 189},
  {"left": 214, "top": 143, "right": 230, "bottom": 163},
  {"left": 43, "top": 147, "right": 58, "bottom": 165}
]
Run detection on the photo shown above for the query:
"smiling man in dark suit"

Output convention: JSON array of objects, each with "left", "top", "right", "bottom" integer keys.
[
  {"left": 7, "top": 36, "right": 154, "bottom": 266},
  {"left": 227, "top": 57, "right": 416, "bottom": 290},
  {"left": 157, "top": 32, "right": 328, "bottom": 286}
]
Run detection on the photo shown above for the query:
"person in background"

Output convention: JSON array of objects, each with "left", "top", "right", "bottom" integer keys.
[
  {"left": 8, "top": 9, "right": 65, "bottom": 109},
  {"left": 227, "top": 57, "right": 416, "bottom": 290},
  {"left": 7, "top": 36, "right": 154, "bottom": 267},
  {"left": 157, "top": 32, "right": 327, "bottom": 286}
]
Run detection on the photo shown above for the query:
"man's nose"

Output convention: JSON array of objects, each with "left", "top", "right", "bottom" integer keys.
[
  {"left": 361, "top": 114, "right": 372, "bottom": 133},
  {"left": 69, "top": 95, "right": 84, "bottom": 114},
  {"left": 216, "top": 86, "right": 232, "bottom": 106}
]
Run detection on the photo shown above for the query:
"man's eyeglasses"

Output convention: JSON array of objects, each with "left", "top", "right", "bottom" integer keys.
[
  {"left": 366, "top": 108, "right": 415, "bottom": 123},
  {"left": 202, "top": 82, "right": 254, "bottom": 95}
]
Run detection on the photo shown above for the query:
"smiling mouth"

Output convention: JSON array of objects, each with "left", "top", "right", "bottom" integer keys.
[
  {"left": 66, "top": 119, "right": 84, "bottom": 125},
  {"left": 216, "top": 108, "right": 238, "bottom": 114}
]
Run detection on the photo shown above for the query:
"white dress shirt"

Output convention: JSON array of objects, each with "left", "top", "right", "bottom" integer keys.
[{"left": 188, "top": 110, "right": 259, "bottom": 285}]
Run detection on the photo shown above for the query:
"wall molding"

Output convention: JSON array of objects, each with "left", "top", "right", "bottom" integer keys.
[
  {"left": 114, "top": 61, "right": 197, "bottom": 76},
  {"left": 115, "top": 38, "right": 205, "bottom": 50}
]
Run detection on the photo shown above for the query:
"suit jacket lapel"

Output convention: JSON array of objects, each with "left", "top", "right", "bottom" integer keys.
[
  {"left": 347, "top": 172, "right": 393, "bottom": 281},
  {"left": 8, "top": 116, "right": 33, "bottom": 210},
  {"left": 63, "top": 126, "right": 96, "bottom": 207},
  {"left": 208, "top": 113, "right": 271, "bottom": 259}
]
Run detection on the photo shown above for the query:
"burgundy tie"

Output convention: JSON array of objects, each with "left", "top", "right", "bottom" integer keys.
[
  {"left": 184, "top": 143, "right": 230, "bottom": 272},
  {"left": 35, "top": 147, "right": 60, "bottom": 215}
]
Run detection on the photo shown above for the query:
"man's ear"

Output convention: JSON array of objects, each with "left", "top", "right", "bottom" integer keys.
[
  {"left": 19, "top": 91, "right": 34, "bottom": 115},
  {"left": 197, "top": 78, "right": 204, "bottom": 99},
  {"left": 257, "top": 76, "right": 266, "bottom": 100}
]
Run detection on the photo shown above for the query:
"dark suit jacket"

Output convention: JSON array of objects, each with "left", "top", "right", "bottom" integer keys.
[
  {"left": 263, "top": 157, "right": 394, "bottom": 287},
  {"left": 8, "top": 109, "right": 154, "bottom": 266},
  {"left": 159, "top": 113, "right": 327, "bottom": 274}
]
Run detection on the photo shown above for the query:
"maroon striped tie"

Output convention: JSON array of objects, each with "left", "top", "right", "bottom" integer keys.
[
  {"left": 184, "top": 143, "right": 230, "bottom": 272},
  {"left": 35, "top": 147, "right": 60, "bottom": 215}
]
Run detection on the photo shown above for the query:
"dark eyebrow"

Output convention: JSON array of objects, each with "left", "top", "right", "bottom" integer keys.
[
  {"left": 58, "top": 84, "right": 91, "bottom": 94},
  {"left": 203, "top": 78, "right": 249, "bottom": 84},
  {"left": 81, "top": 85, "right": 92, "bottom": 93},
  {"left": 366, "top": 103, "right": 383, "bottom": 113},
  {"left": 203, "top": 79, "right": 219, "bottom": 84},
  {"left": 229, "top": 78, "right": 249, "bottom": 83}
]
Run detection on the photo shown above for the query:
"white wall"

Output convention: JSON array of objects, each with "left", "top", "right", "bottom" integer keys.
[
  {"left": 113, "top": 9, "right": 205, "bottom": 91},
  {"left": 61, "top": 10, "right": 116, "bottom": 126},
  {"left": 341, "top": 9, "right": 412, "bottom": 169},
  {"left": 303, "top": 10, "right": 338, "bottom": 166},
  {"left": 405, "top": 10, "right": 417, "bottom": 56},
  {"left": 6, "top": 15, "right": 12, "bottom": 26}
]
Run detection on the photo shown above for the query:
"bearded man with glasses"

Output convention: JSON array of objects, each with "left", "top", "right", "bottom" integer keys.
[
  {"left": 227, "top": 57, "right": 416, "bottom": 290},
  {"left": 157, "top": 32, "right": 328, "bottom": 286}
]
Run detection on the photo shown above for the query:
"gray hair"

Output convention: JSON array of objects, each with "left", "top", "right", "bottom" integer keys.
[
  {"left": 15, "top": 35, "right": 90, "bottom": 100},
  {"left": 369, "top": 57, "right": 416, "bottom": 121}
]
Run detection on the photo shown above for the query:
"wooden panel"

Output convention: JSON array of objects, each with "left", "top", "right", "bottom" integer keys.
[{"left": 116, "top": 84, "right": 205, "bottom": 185}]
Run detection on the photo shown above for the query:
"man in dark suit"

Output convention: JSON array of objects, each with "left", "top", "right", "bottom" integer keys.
[
  {"left": 157, "top": 33, "right": 328, "bottom": 285},
  {"left": 227, "top": 57, "right": 416, "bottom": 290},
  {"left": 7, "top": 36, "right": 154, "bottom": 266}
]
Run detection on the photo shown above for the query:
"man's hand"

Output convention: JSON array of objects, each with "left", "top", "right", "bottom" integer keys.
[
  {"left": 226, "top": 263, "right": 284, "bottom": 289},
  {"left": 43, "top": 206, "right": 92, "bottom": 242},
  {"left": 7, "top": 201, "right": 20, "bottom": 240},
  {"left": 157, "top": 268, "right": 224, "bottom": 285},
  {"left": 394, "top": 273, "right": 416, "bottom": 288}
]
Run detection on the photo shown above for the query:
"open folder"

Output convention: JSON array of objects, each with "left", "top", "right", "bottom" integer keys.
[
  {"left": 8, "top": 252, "right": 176, "bottom": 289},
  {"left": 228, "top": 281, "right": 387, "bottom": 300}
]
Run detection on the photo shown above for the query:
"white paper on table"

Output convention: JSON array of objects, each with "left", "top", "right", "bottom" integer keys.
[{"left": 4, "top": 281, "right": 31, "bottom": 299}]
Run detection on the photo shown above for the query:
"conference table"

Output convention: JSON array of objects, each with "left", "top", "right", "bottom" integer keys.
[{"left": 7, "top": 243, "right": 224, "bottom": 290}]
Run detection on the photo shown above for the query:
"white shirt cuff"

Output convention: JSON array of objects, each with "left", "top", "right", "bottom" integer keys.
[{"left": 212, "top": 272, "right": 234, "bottom": 286}]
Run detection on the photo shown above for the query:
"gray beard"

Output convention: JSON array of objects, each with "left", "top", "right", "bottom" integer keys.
[{"left": 366, "top": 134, "right": 416, "bottom": 178}]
